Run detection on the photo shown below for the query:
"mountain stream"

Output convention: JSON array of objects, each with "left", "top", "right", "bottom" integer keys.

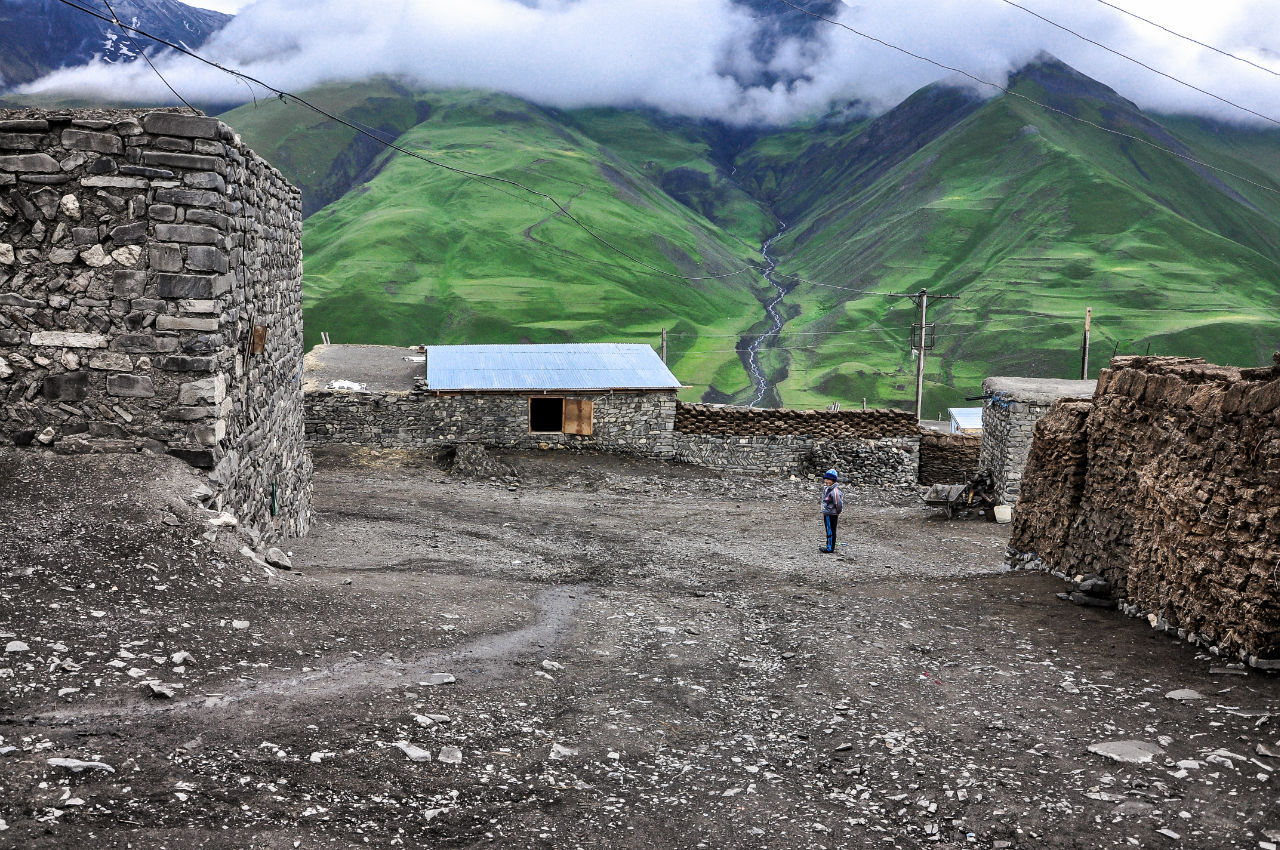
[{"left": 744, "top": 224, "right": 788, "bottom": 407}]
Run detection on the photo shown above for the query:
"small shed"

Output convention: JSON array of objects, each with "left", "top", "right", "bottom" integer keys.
[
  {"left": 304, "top": 343, "right": 682, "bottom": 454},
  {"left": 948, "top": 407, "right": 983, "bottom": 435}
]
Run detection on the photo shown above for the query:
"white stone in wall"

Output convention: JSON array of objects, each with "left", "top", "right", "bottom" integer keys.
[
  {"left": 111, "top": 245, "right": 141, "bottom": 266},
  {"left": 30, "top": 331, "right": 107, "bottom": 348},
  {"left": 0, "top": 243, "right": 12, "bottom": 265},
  {"left": 79, "top": 245, "right": 111, "bottom": 268},
  {"left": 59, "top": 194, "right": 81, "bottom": 220}
]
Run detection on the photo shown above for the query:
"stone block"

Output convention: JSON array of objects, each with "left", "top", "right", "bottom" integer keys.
[
  {"left": 149, "top": 244, "right": 183, "bottom": 272},
  {"left": 154, "top": 224, "right": 220, "bottom": 245},
  {"left": 184, "top": 209, "right": 230, "bottom": 230},
  {"left": 113, "top": 334, "right": 179, "bottom": 354},
  {"left": 43, "top": 372, "right": 89, "bottom": 401},
  {"left": 0, "top": 153, "right": 60, "bottom": 172},
  {"left": 109, "top": 221, "right": 148, "bottom": 245},
  {"left": 0, "top": 120, "right": 48, "bottom": 132},
  {"left": 60, "top": 129, "right": 123, "bottom": 154},
  {"left": 0, "top": 133, "right": 44, "bottom": 150},
  {"left": 156, "top": 315, "right": 219, "bottom": 332},
  {"left": 155, "top": 273, "right": 215, "bottom": 299},
  {"left": 142, "top": 113, "right": 221, "bottom": 140},
  {"left": 167, "top": 447, "right": 217, "bottom": 468},
  {"left": 194, "top": 419, "right": 227, "bottom": 446},
  {"left": 113, "top": 270, "right": 147, "bottom": 298},
  {"left": 148, "top": 204, "right": 177, "bottom": 222},
  {"left": 186, "top": 246, "right": 229, "bottom": 273},
  {"left": 184, "top": 172, "right": 226, "bottom": 191},
  {"left": 155, "top": 187, "right": 223, "bottom": 207},
  {"left": 81, "top": 175, "right": 149, "bottom": 189},
  {"left": 111, "top": 245, "right": 142, "bottom": 266},
  {"left": 119, "top": 165, "right": 174, "bottom": 179},
  {"left": 163, "top": 405, "right": 217, "bottom": 421},
  {"left": 106, "top": 374, "right": 155, "bottom": 398},
  {"left": 158, "top": 355, "right": 217, "bottom": 372},
  {"left": 30, "top": 331, "right": 107, "bottom": 348},
  {"left": 178, "top": 299, "right": 217, "bottom": 314},
  {"left": 0, "top": 292, "right": 40, "bottom": 307},
  {"left": 141, "top": 151, "right": 223, "bottom": 172},
  {"left": 89, "top": 352, "right": 133, "bottom": 371},
  {"left": 178, "top": 374, "right": 227, "bottom": 405}
]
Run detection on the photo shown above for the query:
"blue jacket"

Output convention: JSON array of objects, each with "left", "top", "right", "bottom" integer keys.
[{"left": 821, "top": 484, "right": 843, "bottom": 516}]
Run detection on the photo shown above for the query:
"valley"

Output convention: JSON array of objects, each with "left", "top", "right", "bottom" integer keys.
[{"left": 218, "top": 61, "right": 1280, "bottom": 412}]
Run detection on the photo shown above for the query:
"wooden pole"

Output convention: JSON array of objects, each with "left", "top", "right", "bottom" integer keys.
[
  {"left": 915, "top": 288, "right": 928, "bottom": 422},
  {"left": 1080, "top": 307, "right": 1091, "bottom": 379},
  {"left": 660, "top": 328, "right": 667, "bottom": 363}
]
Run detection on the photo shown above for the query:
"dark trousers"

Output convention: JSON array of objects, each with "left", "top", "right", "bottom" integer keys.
[{"left": 823, "top": 514, "right": 838, "bottom": 551}]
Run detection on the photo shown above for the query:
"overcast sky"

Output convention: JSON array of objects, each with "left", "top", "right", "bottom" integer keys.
[{"left": 26, "top": 0, "right": 1280, "bottom": 126}]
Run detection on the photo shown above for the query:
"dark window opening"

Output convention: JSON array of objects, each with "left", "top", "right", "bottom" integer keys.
[{"left": 529, "top": 397, "right": 564, "bottom": 433}]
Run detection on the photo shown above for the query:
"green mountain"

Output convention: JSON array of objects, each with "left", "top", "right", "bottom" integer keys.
[{"left": 224, "top": 60, "right": 1280, "bottom": 411}]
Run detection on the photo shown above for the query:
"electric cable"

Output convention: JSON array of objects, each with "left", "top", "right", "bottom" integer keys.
[
  {"left": 1093, "top": 0, "right": 1280, "bottom": 80},
  {"left": 49, "top": 0, "right": 761, "bottom": 283},
  {"left": 99, "top": 0, "right": 198, "bottom": 115},
  {"left": 772, "top": 0, "right": 1280, "bottom": 197},
  {"left": 996, "top": 0, "right": 1280, "bottom": 128}
]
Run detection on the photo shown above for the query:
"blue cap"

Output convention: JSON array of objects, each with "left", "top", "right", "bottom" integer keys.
[{"left": 823, "top": 469, "right": 838, "bottom": 481}]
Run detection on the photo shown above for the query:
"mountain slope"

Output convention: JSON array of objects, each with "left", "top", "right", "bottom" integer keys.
[
  {"left": 231, "top": 88, "right": 771, "bottom": 401},
  {"left": 0, "top": 0, "right": 228, "bottom": 90}
]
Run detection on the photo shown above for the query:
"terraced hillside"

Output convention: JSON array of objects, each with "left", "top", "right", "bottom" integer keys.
[{"left": 225, "top": 60, "right": 1280, "bottom": 410}]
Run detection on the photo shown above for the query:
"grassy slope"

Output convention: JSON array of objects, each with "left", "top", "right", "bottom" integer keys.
[
  {"left": 740, "top": 66, "right": 1280, "bottom": 413},
  {"left": 251, "top": 88, "right": 768, "bottom": 400},
  {"left": 223, "top": 69, "right": 1280, "bottom": 412}
]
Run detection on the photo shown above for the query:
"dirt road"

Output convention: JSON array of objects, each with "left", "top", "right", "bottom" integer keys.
[{"left": 1, "top": 446, "right": 1276, "bottom": 849}]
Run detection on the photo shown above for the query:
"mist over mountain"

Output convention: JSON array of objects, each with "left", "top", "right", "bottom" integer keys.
[
  {"left": 12, "top": 0, "right": 1280, "bottom": 127},
  {"left": 0, "top": 0, "right": 228, "bottom": 89}
]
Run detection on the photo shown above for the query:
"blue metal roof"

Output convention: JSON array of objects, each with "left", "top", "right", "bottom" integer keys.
[
  {"left": 949, "top": 407, "right": 984, "bottom": 431},
  {"left": 424, "top": 343, "right": 682, "bottom": 392}
]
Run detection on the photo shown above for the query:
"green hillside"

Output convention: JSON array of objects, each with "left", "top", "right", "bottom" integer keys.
[
  {"left": 227, "top": 85, "right": 770, "bottom": 401},
  {"left": 223, "top": 61, "right": 1280, "bottom": 411}
]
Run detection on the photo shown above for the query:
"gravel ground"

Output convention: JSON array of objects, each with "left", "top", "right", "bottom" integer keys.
[{"left": 1, "top": 444, "right": 1277, "bottom": 849}]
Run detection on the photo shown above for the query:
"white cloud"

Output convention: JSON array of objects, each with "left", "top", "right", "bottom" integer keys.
[{"left": 20, "top": 0, "right": 1280, "bottom": 125}]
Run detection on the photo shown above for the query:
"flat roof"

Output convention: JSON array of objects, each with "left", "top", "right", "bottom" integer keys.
[
  {"left": 426, "top": 343, "right": 681, "bottom": 392},
  {"left": 982, "top": 376, "right": 1097, "bottom": 404},
  {"left": 303, "top": 345, "right": 420, "bottom": 393}
]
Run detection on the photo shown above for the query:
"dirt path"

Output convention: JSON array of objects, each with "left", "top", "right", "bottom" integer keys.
[{"left": 1, "top": 446, "right": 1276, "bottom": 849}]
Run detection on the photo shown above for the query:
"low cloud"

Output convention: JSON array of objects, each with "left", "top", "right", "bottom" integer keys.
[{"left": 21, "top": 0, "right": 1280, "bottom": 125}]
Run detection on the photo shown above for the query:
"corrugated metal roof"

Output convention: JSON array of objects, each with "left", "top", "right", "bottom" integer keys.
[
  {"left": 425, "top": 343, "right": 682, "bottom": 391},
  {"left": 948, "top": 407, "right": 984, "bottom": 431}
]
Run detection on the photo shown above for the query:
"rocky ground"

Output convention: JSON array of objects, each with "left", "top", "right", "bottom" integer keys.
[{"left": 1, "top": 444, "right": 1277, "bottom": 849}]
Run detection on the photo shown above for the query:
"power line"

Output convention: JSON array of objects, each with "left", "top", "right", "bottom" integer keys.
[
  {"left": 1093, "top": 0, "right": 1280, "bottom": 80},
  {"left": 99, "top": 0, "right": 197, "bottom": 114},
  {"left": 996, "top": 0, "right": 1280, "bottom": 128},
  {"left": 772, "top": 0, "right": 1280, "bottom": 197},
  {"left": 50, "top": 0, "right": 760, "bottom": 284}
]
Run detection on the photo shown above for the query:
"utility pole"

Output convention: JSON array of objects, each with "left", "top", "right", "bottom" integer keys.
[
  {"left": 887, "top": 288, "right": 959, "bottom": 421},
  {"left": 1080, "top": 307, "right": 1091, "bottom": 379},
  {"left": 660, "top": 328, "right": 667, "bottom": 364}
]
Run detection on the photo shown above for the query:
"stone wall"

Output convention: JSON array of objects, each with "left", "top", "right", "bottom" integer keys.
[
  {"left": 919, "top": 433, "right": 981, "bottom": 484},
  {"left": 0, "top": 108, "right": 310, "bottom": 540},
  {"left": 1007, "top": 356, "right": 1280, "bottom": 666},
  {"left": 671, "top": 433, "right": 918, "bottom": 485},
  {"left": 305, "top": 389, "right": 677, "bottom": 456},
  {"left": 978, "top": 377, "right": 1096, "bottom": 504}
]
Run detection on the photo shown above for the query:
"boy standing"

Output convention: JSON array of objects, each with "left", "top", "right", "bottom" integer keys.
[{"left": 819, "top": 468, "right": 842, "bottom": 553}]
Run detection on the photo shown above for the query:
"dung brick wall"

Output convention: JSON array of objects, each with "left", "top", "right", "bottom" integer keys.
[
  {"left": 1007, "top": 356, "right": 1280, "bottom": 666},
  {"left": 672, "top": 403, "right": 920, "bottom": 485},
  {"left": 305, "top": 389, "right": 677, "bottom": 456},
  {"left": 919, "top": 433, "right": 981, "bottom": 484},
  {"left": 0, "top": 108, "right": 311, "bottom": 540},
  {"left": 978, "top": 377, "right": 1096, "bottom": 504}
]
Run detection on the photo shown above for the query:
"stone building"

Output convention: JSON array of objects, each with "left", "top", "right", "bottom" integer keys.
[
  {"left": 304, "top": 343, "right": 681, "bottom": 455},
  {"left": 0, "top": 108, "right": 311, "bottom": 540},
  {"left": 978, "top": 376, "right": 1096, "bottom": 504}
]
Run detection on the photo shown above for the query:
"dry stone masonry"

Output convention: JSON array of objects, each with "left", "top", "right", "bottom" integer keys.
[
  {"left": 306, "top": 389, "right": 678, "bottom": 456},
  {"left": 1008, "top": 355, "right": 1280, "bottom": 667},
  {"left": 978, "top": 376, "right": 1096, "bottom": 504},
  {"left": 0, "top": 108, "right": 311, "bottom": 540}
]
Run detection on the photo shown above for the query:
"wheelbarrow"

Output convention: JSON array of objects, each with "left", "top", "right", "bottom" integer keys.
[{"left": 922, "top": 471, "right": 998, "bottom": 520}]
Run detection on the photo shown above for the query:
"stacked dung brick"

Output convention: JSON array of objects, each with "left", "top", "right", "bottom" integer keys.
[
  {"left": 0, "top": 108, "right": 311, "bottom": 540},
  {"left": 673, "top": 402, "right": 921, "bottom": 484},
  {"left": 1008, "top": 355, "right": 1280, "bottom": 667},
  {"left": 918, "top": 433, "right": 981, "bottom": 485},
  {"left": 675, "top": 403, "right": 917, "bottom": 438}
]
